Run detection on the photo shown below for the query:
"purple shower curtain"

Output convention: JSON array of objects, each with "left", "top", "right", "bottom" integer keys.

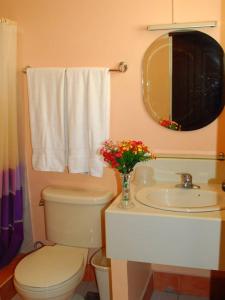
[
  {"left": 0, "top": 168, "right": 23, "bottom": 268},
  {"left": 0, "top": 19, "right": 24, "bottom": 269}
]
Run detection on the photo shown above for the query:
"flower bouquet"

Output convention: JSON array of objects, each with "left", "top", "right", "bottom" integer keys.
[
  {"left": 160, "top": 119, "right": 181, "bottom": 131},
  {"left": 100, "top": 140, "right": 154, "bottom": 208}
]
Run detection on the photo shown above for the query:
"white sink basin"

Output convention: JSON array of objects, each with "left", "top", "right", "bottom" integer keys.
[{"left": 135, "top": 185, "right": 225, "bottom": 212}]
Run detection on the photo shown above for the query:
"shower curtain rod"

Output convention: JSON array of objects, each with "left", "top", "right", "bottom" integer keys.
[{"left": 23, "top": 61, "right": 128, "bottom": 73}]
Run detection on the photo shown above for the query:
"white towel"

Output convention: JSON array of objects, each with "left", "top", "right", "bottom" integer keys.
[
  {"left": 27, "top": 68, "right": 66, "bottom": 172},
  {"left": 66, "top": 68, "right": 110, "bottom": 177}
]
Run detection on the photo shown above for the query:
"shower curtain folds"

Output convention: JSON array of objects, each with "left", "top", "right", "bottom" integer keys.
[{"left": 0, "top": 19, "right": 23, "bottom": 268}]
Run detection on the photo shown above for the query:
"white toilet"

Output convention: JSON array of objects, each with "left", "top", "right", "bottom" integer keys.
[{"left": 14, "top": 186, "right": 113, "bottom": 300}]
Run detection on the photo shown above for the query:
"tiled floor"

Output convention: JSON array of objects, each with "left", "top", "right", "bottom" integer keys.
[
  {"left": 0, "top": 254, "right": 25, "bottom": 287},
  {"left": 12, "top": 284, "right": 210, "bottom": 300},
  {"left": 12, "top": 290, "right": 208, "bottom": 300},
  {"left": 151, "top": 291, "right": 209, "bottom": 300}
]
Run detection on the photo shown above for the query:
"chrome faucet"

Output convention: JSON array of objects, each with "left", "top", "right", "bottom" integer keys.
[{"left": 176, "top": 173, "right": 200, "bottom": 189}]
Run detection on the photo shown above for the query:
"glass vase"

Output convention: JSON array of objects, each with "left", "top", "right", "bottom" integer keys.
[{"left": 118, "top": 172, "right": 134, "bottom": 209}]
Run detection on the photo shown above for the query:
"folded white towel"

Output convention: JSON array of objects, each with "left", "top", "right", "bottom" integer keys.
[
  {"left": 27, "top": 68, "right": 66, "bottom": 172},
  {"left": 66, "top": 68, "right": 110, "bottom": 177}
]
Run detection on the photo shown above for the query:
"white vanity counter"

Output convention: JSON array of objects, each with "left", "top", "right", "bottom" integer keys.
[
  {"left": 105, "top": 154, "right": 225, "bottom": 271},
  {"left": 105, "top": 191, "right": 225, "bottom": 270}
]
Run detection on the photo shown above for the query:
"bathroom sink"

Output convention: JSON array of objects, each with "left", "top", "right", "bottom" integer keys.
[{"left": 135, "top": 185, "right": 225, "bottom": 212}]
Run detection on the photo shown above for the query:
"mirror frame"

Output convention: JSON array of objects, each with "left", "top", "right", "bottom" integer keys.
[{"left": 143, "top": 30, "right": 225, "bottom": 131}]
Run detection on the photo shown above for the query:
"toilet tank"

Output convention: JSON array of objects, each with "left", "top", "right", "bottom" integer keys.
[{"left": 42, "top": 186, "right": 113, "bottom": 248}]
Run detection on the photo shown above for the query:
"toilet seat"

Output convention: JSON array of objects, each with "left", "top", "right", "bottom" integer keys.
[
  {"left": 14, "top": 272, "right": 82, "bottom": 299},
  {"left": 15, "top": 245, "right": 88, "bottom": 288},
  {"left": 14, "top": 245, "right": 88, "bottom": 299}
]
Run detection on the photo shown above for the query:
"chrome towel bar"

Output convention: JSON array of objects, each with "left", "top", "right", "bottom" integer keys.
[{"left": 23, "top": 61, "right": 128, "bottom": 74}]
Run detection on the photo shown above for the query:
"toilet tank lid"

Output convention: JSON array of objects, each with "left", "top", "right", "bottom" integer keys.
[{"left": 42, "top": 186, "right": 113, "bottom": 205}]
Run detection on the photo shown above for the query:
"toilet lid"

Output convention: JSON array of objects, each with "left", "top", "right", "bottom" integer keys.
[{"left": 14, "top": 245, "right": 87, "bottom": 288}]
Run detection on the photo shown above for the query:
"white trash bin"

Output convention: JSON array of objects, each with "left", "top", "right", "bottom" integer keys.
[{"left": 91, "top": 249, "right": 111, "bottom": 300}]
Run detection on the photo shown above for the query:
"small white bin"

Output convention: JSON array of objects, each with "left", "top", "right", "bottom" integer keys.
[{"left": 91, "top": 249, "right": 111, "bottom": 300}]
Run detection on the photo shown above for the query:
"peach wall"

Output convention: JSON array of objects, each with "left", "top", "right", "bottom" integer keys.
[
  {"left": 0, "top": 0, "right": 223, "bottom": 243},
  {"left": 0, "top": 0, "right": 223, "bottom": 299}
]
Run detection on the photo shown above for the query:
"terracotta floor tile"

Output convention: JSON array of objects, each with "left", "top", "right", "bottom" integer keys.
[
  {"left": 179, "top": 275, "right": 209, "bottom": 297},
  {"left": 0, "top": 277, "right": 16, "bottom": 300},
  {"left": 143, "top": 274, "right": 154, "bottom": 300},
  {"left": 154, "top": 272, "right": 180, "bottom": 292},
  {"left": 0, "top": 254, "right": 25, "bottom": 287},
  {"left": 0, "top": 254, "right": 26, "bottom": 300}
]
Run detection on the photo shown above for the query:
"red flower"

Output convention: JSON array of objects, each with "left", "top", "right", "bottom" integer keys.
[
  {"left": 115, "top": 152, "right": 122, "bottom": 158},
  {"left": 99, "top": 139, "right": 155, "bottom": 174}
]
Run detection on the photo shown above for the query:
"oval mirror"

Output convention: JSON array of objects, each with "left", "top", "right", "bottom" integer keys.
[{"left": 143, "top": 31, "right": 225, "bottom": 131}]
